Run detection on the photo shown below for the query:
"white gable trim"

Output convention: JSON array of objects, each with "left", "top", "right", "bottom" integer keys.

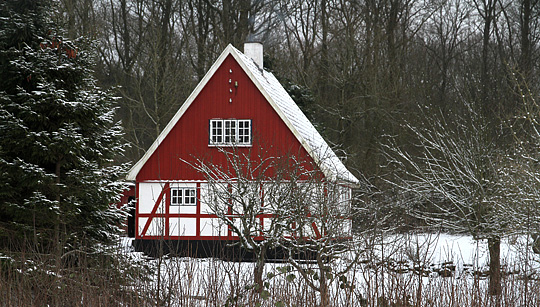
[
  {"left": 226, "top": 50, "right": 334, "bottom": 181},
  {"left": 126, "top": 45, "right": 235, "bottom": 180},
  {"left": 228, "top": 47, "right": 358, "bottom": 184},
  {"left": 126, "top": 44, "right": 358, "bottom": 184}
]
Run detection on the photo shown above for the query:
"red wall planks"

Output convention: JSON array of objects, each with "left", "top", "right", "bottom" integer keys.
[{"left": 137, "top": 55, "right": 316, "bottom": 181}]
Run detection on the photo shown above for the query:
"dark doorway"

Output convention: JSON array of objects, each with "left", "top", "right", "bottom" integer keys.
[{"left": 127, "top": 196, "right": 136, "bottom": 238}]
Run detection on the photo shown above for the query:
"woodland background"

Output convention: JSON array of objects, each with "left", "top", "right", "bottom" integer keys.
[{"left": 52, "top": 0, "right": 537, "bottom": 181}]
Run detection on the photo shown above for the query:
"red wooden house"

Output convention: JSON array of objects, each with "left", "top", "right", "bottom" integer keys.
[{"left": 125, "top": 43, "right": 358, "bottom": 256}]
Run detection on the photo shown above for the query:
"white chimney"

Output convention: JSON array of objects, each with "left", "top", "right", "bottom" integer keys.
[{"left": 244, "top": 42, "right": 263, "bottom": 69}]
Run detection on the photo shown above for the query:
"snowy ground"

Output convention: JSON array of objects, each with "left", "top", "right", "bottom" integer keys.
[
  {"left": 118, "top": 234, "right": 540, "bottom": 306},
  {"left": 359, "top": 233, "right": 540, "bottom": 277},
  {"left": 119, "top": 233, "right": 540, "bottom": 277}
]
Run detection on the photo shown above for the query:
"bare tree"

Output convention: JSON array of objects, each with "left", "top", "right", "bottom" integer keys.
[
  {"left": 94, "top": 0, "right": 193, "bottom": 160},
  {"left": 279, "top": 179, "right": 356, "bottom": 307},
  {"left": 186, "top": 147, "right": 305, "bottom": 293},
  {"left": 385, "top": 104, "right": 515, "bottom": 296},
  {"left": 179, "top": 0, "right": 219, "bottom": 80},
  {"left": 186, "top": 145, "right": 356, "bottom": 305},
  {"left": 423, "top": 0, "right": 473, "bottom": 109}
]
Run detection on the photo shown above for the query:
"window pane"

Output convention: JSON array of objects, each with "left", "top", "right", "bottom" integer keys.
[
  {"left": 181, "top": 188, "right": 195, "bottom": 205},
  {"left": 184, "top": 189, "right": 190, "bottom": 204},
  {"left": 209, "top": 119, "right": 251, "bottom": 146},
  {"left": 211, "top": 120, "right": 223, "bottom": 144},
  {"left": 238, "top": 121, "right": 244, "bottom": 142},
  {"left": 238, "top": 120, "right": 251, "bottom": 144},
  {"left": 224, "top": 121, "right": 230, "bottom": 143},
  {"left": 188, "top": 189, "right": 196, "bottom": 204},
  {"left": 171, "top": 189, "right": 182, "bottom": 205},
  {"left": 224, "top": 120, "right": 236, "bottom": 143}
]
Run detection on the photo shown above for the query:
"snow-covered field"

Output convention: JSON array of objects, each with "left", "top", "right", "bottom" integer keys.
[
  {"left": 119, "top": 234, "right": 540, "bottom": 306},
  {"left": 362, "top": 233, "right": 540, "bottom": 277}
]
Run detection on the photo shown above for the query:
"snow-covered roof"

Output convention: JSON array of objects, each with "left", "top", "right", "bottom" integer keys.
[{"left": 126, "top": 44, "right": 359, "bottom": 185}]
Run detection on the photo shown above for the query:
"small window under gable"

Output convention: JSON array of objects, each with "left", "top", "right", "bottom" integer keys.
[
  {"left": 237, "top": 120, "right": 251, "bottom": 145},
  {"left": 224, "top": 119, "right": 236, "bottom": 143},
  {"left": 210, "top": 120, "right": 223, "bottom": 144},
  {"left": 171, "top": 188, "right": 197, "bottom": 206},
  {"left": 209, "top": 119, "right": 251, "bottom": 146}
]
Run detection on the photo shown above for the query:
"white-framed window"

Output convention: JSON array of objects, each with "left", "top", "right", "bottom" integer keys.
[
  {"left": 210, "top": 120, "right": 223, "bottom": 144},
  {"left": 224, "top": 120, "right": 236, "bottom": 143},
  {"left": 171, "top": 188, "right": 197, "bottom": 206},
  {"left": 238, "top": 120, "right": 251, "bottom": 145},
  {"left": 209, "top": 119, "right": 251, "bottom": 146}
]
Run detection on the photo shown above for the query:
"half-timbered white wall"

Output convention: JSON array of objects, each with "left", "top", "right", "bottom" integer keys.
[
  {"left": 138, "top": 182, "right": 166, "bottom": 236},
  {"left": 136, "top": 181, "right": 353, "bottom": 240},
  {"left": 199, "top": 183, "right": 228, "bottom": 236},
  {"left": 138, "top": 182, "right": 166, "bottom": 214}
]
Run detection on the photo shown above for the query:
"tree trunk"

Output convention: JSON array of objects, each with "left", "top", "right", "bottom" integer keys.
[
  {"left": 222, "top": 0, "right": 233, "bottom": 44},
  {"left": 317, "top": 0, "right": 329, "bottom": 102},
  {"left": 320, "top": 277, "right": 330, "bottom": 307},
  {"left": 317, "top": 253, "right": 330, "bottom": 307},
  {"left": 478, "top": 0, "right": 495, "bottom": 117},
  {"left": 54, "top": 159, "right": 63, "bottom": 275},
  {"left": 488, "top": 236, "right": 501, "bottom": 296},
  {"left": 519, "top": 0, "right": 532, "bottom": 79},
  {"left": 254, "top": 246, "right": 267, "bottom": 292}
]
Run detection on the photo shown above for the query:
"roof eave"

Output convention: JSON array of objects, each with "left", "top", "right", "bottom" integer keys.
[
  {"left": 228, "top": 47, "right": 359, "bottom": 186},
  {"left": 125, "top": 44, "right": 238, "bottom": 181}
]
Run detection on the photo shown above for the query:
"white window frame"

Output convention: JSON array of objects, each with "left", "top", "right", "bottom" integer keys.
[
  {"left": 209, "top": 119, "right": 251, "bottom": 146},
  {"left": 210, "top": 120, "right": 223, "bottom": 144},
  {"left": 224, "top": 119, "right": 236, "bottom": 144},
  {"left": 237, "top": 120, "right": 251, "bottom": 145},
  {"left": 171, "top": 187, "right": 197, "bottom": 206}
]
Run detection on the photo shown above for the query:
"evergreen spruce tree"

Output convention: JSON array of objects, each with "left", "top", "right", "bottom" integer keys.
[{"left": 0, "top": 0, "right": 128, "bottom": 255}]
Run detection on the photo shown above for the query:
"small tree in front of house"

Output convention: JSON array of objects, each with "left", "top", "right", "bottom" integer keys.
[
  {"left": 187, "top": 147, "right": 304, "bottom": 293},
  {"left": 277, "top": 168, "right": 356, "bottom": 307},
  {"left": 188, "top": 146, "right": 356, "bottom": 305}
]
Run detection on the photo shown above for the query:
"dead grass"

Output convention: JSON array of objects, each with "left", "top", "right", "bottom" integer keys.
[{"left": 2, "top": 235, "right": 540, "bottom": 307}]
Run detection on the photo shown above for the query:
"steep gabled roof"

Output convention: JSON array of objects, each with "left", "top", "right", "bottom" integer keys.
[{"left": 126, "top": 44, "right": 359, "bottom": 184}]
